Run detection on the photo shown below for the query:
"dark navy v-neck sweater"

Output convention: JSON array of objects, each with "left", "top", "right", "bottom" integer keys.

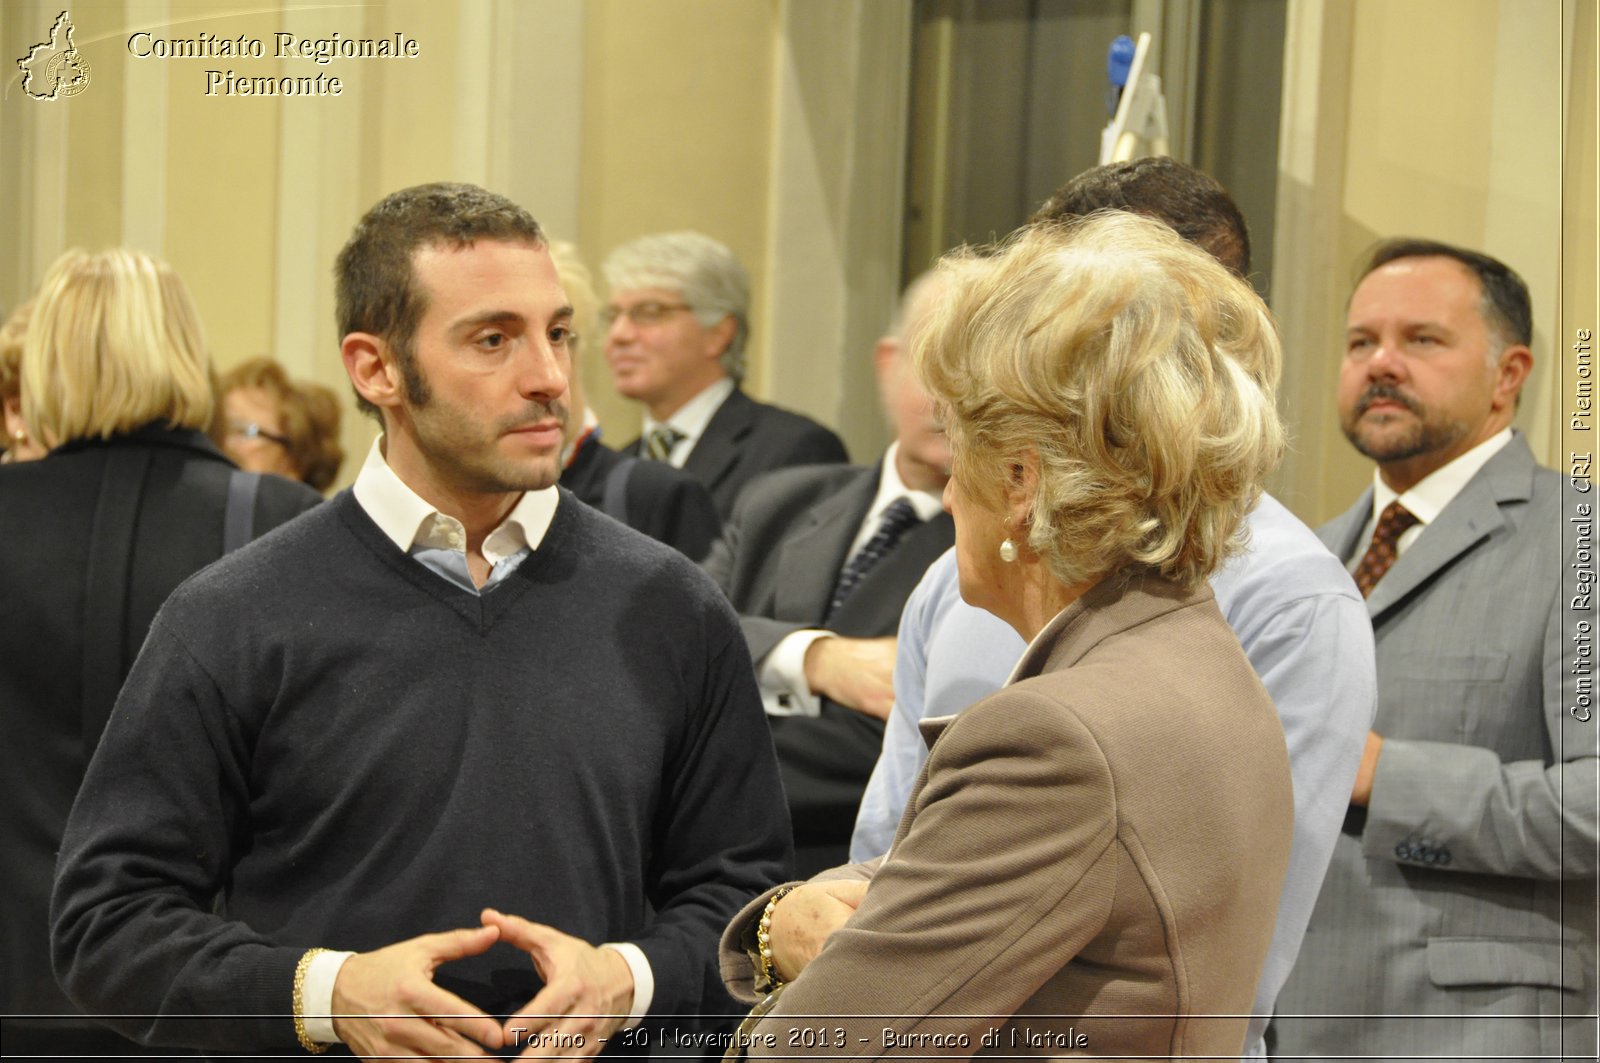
[{"left": 52, "top": 489, "right": 792, "bottom": 1053}]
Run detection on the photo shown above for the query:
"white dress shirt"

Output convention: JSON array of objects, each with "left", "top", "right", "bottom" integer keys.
[
  {"left": 640, "top": 377, "right": 736, "bottom": 467},
  {"left": 761, "top": 442, "right": 945, "bottom": 717},
  {"left": 1355, "top": 428, "right": 1514, "bottom": 564},
  {"left": 303, "top": 438, "right": 652, "bottom": 1043}
]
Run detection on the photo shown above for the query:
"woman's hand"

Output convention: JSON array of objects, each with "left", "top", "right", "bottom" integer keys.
[{"left": 768, "top": 880, "right": 869, "bottom": 981}]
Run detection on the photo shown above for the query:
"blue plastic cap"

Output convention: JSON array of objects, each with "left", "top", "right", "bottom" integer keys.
[{"left": 1108, "top": 35, "right": 1135, "bottom": 86}]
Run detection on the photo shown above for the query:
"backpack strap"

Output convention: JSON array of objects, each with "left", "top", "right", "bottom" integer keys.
[
  {"left": 223, "top": 468, "right": 261, "bottom": 554},
  {"left": 601, "top": 456, "right": 637, "bottom": 526}
]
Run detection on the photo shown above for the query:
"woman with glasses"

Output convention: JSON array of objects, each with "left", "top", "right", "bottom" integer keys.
[{"left": 217, "top": 356, "right": 345, "bottom": 491}]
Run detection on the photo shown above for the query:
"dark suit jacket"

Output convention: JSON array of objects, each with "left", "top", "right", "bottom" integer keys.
[
  {"left": 721, "top": 574, "right": 1294, "bottom": 1059},
  {"left": 0, "top": 426, "right": 321, "bottom": 1051},
  {"left": 561, "top": 433, "right": 719, "bottom": 561},
  {"left": 627, "top": 387, "right": 848, "bottom": 520},
  {"left": 703, "top": 461, "right": 954, "bottom": 874},
  {"left": 1273, "top": 433, "right": 1598, "bottom": 1059}
]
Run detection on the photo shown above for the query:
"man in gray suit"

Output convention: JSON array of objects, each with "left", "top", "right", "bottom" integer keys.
[{"left": 1272, "top": 239, "right": 1598, "bottom": 1059}]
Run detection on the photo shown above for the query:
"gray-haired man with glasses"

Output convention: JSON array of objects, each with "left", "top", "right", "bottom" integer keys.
[{"left": 602, "top": 231, "right": 846, "bottom": 519}]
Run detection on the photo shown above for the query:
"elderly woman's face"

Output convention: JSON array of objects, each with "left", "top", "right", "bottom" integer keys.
[
  {"left": 222, "top": 387, "right": 301, "bottom": 481},
  {"left": 945, "top": 464, "right": 1013, "bottom": 617}
]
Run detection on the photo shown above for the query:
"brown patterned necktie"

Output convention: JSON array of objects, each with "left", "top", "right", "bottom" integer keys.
[{"left": 1354, "top": 500, "right": 1420, "bottom": 598}]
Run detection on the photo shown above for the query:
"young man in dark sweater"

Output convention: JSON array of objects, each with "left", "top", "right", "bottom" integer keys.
[{"left": 50, "top": 183, "right": 792, "bottom": 1059}]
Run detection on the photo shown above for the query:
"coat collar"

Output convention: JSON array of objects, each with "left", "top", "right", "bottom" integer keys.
[
  {"left": 50, "top": 422, "right": 232, "bottom": 464},
  {"left": 1012, "top": 568, "right": 1213, "bottom": 682},
  {"left": 915, "top": 569, "right": 1208, "bottom": 750},
  {"left": 681, "top": 386, "right": 757, "bottom": 491}
]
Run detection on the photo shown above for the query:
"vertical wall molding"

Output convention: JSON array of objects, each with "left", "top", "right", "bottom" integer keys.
[
  {"left": 121, "top": 0, "right": 167, "bottom": 255},
  {"left": 1270, "top": 0, "right": 1357, "bottom": 523},
  {"left": 763, "top": 0, "right": 912, "bottom": 459}
]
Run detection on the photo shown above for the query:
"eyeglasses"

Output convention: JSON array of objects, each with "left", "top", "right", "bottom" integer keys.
[
  {"left": 225, "top": 421, "right": 290, "bottom": 447},
  {"left": 600, "top": 301, "right": 694, "bottom": 327}
]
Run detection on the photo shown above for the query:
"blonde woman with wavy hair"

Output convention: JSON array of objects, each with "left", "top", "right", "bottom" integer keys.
[
  {"left": 0, "top": 247, "right": 322, "bottom": 1058},
  {"left": 917, "top": 211, "right": 1285, "bottom": 596},
  {"left": 720, "top": 212, "right": 1296, "bottom": 1059}
]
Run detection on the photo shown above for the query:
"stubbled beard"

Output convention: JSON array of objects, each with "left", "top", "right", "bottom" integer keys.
[{"left": 1340, "top": 382, "right": 1466, "bottom": 463}]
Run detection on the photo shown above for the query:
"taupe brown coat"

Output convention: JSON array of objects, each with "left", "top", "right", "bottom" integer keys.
[{"left": 722, "top": 572, "right": 1293, "bottom": 1059}]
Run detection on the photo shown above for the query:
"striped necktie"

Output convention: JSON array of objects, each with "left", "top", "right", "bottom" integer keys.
[
  {"left": 827, "top": 498, "right": 921, "bottom": 619},
  {"left": 645, "top": 426, "right": 684, "bottom": 462}
]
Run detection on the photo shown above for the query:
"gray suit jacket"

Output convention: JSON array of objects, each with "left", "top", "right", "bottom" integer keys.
[
  {"left": 721, "top": 573, "right": 1294, "bottom": 1059},
  {"left": 1273, "top": 435, "right": 1598, "bottom": 1059}
]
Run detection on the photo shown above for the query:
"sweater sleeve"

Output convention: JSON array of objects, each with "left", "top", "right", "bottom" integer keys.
[
  {"left": 627, "top": 595, "right": 795, "bottom": 1018},
  {"left": 51, "top": 620, "right": 305, "bottom": 1051}
]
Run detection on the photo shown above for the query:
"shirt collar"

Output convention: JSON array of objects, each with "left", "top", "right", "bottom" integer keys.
[
  {"left": 872, "top": 441, "right": 946, "bottom": 523},
  {"left": 351, "top": 437, "right": 560, "bottom": 563},
  {"left": 641, "top": 377, "right": 736, "bottom": 445},
  {"left": 1371, "top": 427, "right": 1514, "bottom": 527}
]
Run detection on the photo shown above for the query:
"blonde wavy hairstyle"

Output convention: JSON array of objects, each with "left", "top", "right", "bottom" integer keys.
[
  {"left": 915, "top": 211, "right": 1285, "bottom": 592},
  {"left": 22, "top": 248, "right": 214, "bottom": 447}
]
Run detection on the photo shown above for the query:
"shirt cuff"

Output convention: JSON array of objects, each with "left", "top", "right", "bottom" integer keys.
[
  {"left": 303, "top": 949, "right": 356, "bottom": 1044},
  {"left": 759, "top": 630, "right": 831, "bottom": 717},
  {"left": 601, "top": 942, "right": 653, "bottom": 1028}
]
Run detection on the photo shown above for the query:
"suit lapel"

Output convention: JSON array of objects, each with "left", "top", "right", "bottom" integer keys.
[
  {"left": 827, "top": 513, "right": 955, "bottom": 634},
  {"left": 683, "top": 388, "right": 755, "bottom": 496},
  {"left": 1364, "top": 437, "right": 1532, "bottom": 622},
  {"left": 773, "top": 467, "right": 878, "bottom": 623}
]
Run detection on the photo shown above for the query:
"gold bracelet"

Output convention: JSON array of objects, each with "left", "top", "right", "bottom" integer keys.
[
  {"left": 292, "top": 947, "right": 331, "bottom": 1054},
  {"left": 754, "top": 885, "right": 796, "bottom": 993}
]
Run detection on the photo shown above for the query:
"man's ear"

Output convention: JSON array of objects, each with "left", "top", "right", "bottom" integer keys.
[
  {"left": 342, "top": 332, "right": 402, "bottom": 411},
  {"left": 873, "top": 336, "right": 901, "bottom": 399},
  {"left": 1492, "top": 344, "right": 1533, "bottom": 412},
  {"left": 704, "top": 315, "right": 738, "bottom": 363}
]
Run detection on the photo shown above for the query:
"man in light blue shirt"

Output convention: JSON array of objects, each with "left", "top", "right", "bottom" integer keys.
[{"left": 850, "top": 157, "right": 1377, "bottom": 1059}]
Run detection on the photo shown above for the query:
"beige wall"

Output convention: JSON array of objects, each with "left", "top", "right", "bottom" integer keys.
[
  {"left": 576, "top": 0, "right": 779, "bottom": 444},
  {"left": 1275, "top": 0, "right": 1587, "bottom": 525},
  {"left": 3, "top": 0, "right": 1592, "bottom": 504}
]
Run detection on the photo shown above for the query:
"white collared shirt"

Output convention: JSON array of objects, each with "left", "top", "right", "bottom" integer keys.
[
  {"left": 303, "top": 438, "right": 653, "bottom": 1042},
  {"left": 640, "top": 377, "right": 736, "bottom": 467},
  {"left": 761, "top": 442, "right": 946, "bottom": 717},
  {"left": 1356, "top": 427, "right": 1515, "bottom": 563},
  {"left": 350, "top": 437, "right": 559, "bottom": 593}
]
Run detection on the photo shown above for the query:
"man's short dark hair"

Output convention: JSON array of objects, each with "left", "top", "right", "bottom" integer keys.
[
  {"left": 1029, "top": 156, "right": 1251, "bottom": 277},
  {"left": 1357, "top": 237, "right": 1532, "bottom": 349},
  {"left": 335, "top": 183, "right": 544, "bottom": 418}
]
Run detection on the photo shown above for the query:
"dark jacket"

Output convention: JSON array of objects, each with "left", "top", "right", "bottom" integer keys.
[
  {"left": 627, "top": 388, "right": 848, "bottom": 520},
  {"left": 562, "top": 432, "right": 720, "bottom": 561},
  {"left": 703, "top": 461, "right": 954, "bottom": 874},
  {"left": 0, "top": 425, "right": 321, "bottom": 1053}
]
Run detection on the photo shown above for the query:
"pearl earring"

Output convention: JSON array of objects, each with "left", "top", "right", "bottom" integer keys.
[{"left": 999, "top": 538, "right": 1018, "bottom": 563}]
